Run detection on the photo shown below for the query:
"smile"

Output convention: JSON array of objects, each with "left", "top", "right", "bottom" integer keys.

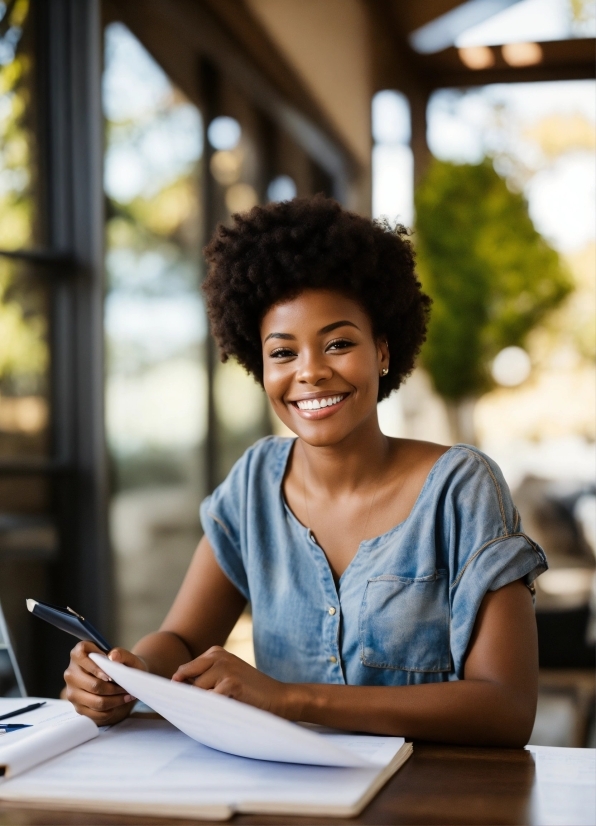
[{"left": 295, "top": 395, "right": 347, "bottom": 411}]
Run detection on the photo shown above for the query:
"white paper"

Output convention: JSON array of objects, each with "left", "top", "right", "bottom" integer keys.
[
  {"left": 528, "top": 746, "right": 596, "bottom": 826},
  {"left": 90, "top": 653, "right": 377, "bottom": 767},
  {"left": 0, "top": 697, "right": 82, "bottom": 753},
  {"left": 0, "top": 715, "right": 98, "bottom": 780},
  {"left": 0, "top": 718, "right": 405, "bottom": 817},
  {"left": 0, "top": 697, "right": 78, "bottom": 727}
]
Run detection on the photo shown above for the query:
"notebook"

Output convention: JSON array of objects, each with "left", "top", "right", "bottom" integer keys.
[
  {"left": 0, "top": 660, "right": 412, "bottom": 819},
  {"left": 0, "top": 716, "right": 412, "bottom": 819}
]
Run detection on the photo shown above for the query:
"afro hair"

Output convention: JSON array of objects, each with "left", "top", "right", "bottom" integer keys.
[{"left": 203, "top": 195, "right": 431, "bottom": 401}]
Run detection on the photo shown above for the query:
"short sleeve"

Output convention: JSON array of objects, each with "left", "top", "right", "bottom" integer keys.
[
  {"left": 447, "top": 446, "right": 548, "bottom": 677},
  {"left": 199, "top": 452, "right": 251, "bottom": 601}
]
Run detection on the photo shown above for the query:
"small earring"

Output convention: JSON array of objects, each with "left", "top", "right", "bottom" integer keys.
[{"left": 380, "top": 367, "right": 389, "bottom": 377}]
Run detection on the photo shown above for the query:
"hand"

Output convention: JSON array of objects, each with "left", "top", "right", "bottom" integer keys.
[
  {"left": 64, "top": 641, "right": 148, "bottom": 725},
  {"left": 172, "top": 646, "right": 287, "bottom": 716}
]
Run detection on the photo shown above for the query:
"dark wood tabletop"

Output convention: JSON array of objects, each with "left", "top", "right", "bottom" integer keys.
[{"left": 1, "top": 741, "right": 594, "bottom": 826}]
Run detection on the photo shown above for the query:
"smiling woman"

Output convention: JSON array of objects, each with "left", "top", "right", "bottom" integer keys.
[{"left": 64, "top": 196, "right": 547, "bottom": 749}]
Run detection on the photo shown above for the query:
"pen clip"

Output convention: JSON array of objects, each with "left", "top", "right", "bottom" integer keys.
[{"left": 66, "top": 606, "right": 85, "bottom": 620}]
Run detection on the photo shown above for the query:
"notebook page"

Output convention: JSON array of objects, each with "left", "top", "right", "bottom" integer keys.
[
  {"left": 90, "top": 654, "right": 374, "bottom": 767},
  {"left": 0, "top": 715, "right": 98, "bottom": 780},
  {"left": 0, "top": 698, "right": 78, "bottom": 727},
  {"left": 0, "top": 719, "right": 403, "bottom": 814}
]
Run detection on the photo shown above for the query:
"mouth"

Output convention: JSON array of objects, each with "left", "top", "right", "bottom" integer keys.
[{"left": 289, "top": 393, "right": 349, "bottom": 420}]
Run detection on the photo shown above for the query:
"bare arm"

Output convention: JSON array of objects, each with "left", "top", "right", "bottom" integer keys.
[
  {"left": 173, "top": 579, "right": 538, "bottom": 748},
  {"left": 131, "top": 534, "right": 246, "bottom": 676},
  {"left": 64, "top": 535, "right": 245, "bottom": 723}
]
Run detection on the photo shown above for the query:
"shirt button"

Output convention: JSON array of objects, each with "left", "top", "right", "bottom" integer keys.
[
  {"left": 329, "top": 655, "right": 337, "bottom": 664},
  {"left": 328, "top": 607, "right": 336, "bottom": 615}
]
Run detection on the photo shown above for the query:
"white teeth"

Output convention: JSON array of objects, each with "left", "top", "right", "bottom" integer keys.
[{"left": 296, "top": 395, "right": 345, "bottom": 411}]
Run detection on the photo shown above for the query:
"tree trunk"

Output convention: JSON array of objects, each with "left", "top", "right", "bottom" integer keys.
[{"left": 445, "top": 398, "right": 477, "bottom": 445}]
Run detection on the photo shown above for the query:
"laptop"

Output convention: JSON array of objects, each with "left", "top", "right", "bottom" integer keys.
[{"left": 0, "top": 601, "right": 26, "bottom": 697}]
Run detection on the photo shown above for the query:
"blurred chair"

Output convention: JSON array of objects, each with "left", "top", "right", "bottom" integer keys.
[{"left": 516, "top": 478, "right": 596, "bottom": 747}]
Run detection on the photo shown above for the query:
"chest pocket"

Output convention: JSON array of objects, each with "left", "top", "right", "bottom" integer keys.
[{"left": 359, "top": 571, "right": 450, "bottom": 672}]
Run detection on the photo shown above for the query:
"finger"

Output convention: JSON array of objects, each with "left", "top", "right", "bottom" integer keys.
[
  {"left": 211, "top": 677, "right": 241, "bottom": 700},
  {"left": 70, "top": 641, "right": 111, "bottom": 682},
  {"left": 172, "top": 659, "right": 212, "bottom": 682},
  {"left": 172, "top": 647, "right": 225, "bottom": 682},
  {"left": 188, "top": 669, "right": 221, "bottom": 690},
  {"left": 67, "top": 685, "right": 135, "bottom": 714},
  {"left": 65, "top": 665, "right": 128, "bottom": 696},
  {"left": 108, "top": 647, "right": 147, "bottom": 671}
]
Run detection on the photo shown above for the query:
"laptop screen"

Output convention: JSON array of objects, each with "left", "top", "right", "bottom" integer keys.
[{"left": 0, "top": 602, "right": 26, "bottom": 697}]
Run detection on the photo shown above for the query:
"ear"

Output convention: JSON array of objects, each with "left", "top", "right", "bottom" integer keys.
[{"left": 377, "top": 337, "right": 389, "bottom": 374}]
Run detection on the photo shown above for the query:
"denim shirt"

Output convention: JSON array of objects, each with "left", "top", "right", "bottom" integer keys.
[{"left": 200, "top": 437, "right": 547, "bottom": 686}]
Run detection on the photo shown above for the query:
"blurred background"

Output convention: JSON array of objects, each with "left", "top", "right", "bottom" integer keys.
[{"left": 0, "top": 0, "right": 594, "bottom": 747}]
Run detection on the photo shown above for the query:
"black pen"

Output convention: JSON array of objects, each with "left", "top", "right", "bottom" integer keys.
[
  {"left": 26, "top": 599, "right": 112, "bottom": 653},
  {"left": 0, "top": 702, "right": 46, "bottom": 721},
  {"left": 0, "top": 724, "right": 31, "bottom": 735}
]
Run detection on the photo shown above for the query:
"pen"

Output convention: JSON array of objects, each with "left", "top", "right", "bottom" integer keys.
[
  {"left": 0, "top": 701, "right": 46, "bottom": 721},
  {"left": 26, "top": 599, "right": 112, "bottom": 653},
  {"left": 0, "top": 724, "right": 32, "bottom": 734}
]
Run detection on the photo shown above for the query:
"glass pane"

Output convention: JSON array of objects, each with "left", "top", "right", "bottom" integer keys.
[
  {"left": 0, "top": 0, "right": 40, "bottom": 249},
  {"left": 0, "top": 474, "right": 56, "bottom": 560},
  {"left": 103, "top": 22, "right": 207, "bottom": 649},
  {"left": 0, "top": 256, "right": 50, "bottom": 458}
]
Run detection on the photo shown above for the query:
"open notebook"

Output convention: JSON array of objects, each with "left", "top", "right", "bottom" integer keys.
[{"left": 0, "top": 659, "right": 412, "bottom": 820}]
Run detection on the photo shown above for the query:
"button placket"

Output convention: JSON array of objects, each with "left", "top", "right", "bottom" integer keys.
[
  {"left": 303, "top": 525, "right": 344, "bottom": 681},
  {"left": 326, "top": 604, "right": 340, "bottom": 669}
]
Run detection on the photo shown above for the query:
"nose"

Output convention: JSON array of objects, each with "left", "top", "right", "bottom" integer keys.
[{"left": 296, "top": 348, "right": 333, "bottom": 385}]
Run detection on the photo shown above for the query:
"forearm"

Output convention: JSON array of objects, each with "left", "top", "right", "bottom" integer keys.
[
  {"left": 282, "top": 679, "right": 535, "bottom": 748},
  {"left": 132, "top": 631, "right": 193, "bottom": 678}
]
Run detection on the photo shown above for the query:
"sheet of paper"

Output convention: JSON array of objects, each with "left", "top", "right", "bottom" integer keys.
[
  {"left": 0, "top": 697, "right": 78, "bottom": 727},
  {"left": 91, "top": 654, "right": 384, "bottom": 767},
  {"left": 0, "top": 718, "right": 403, "bottom": 815},
  {"left": 0, "top": 715, "right": 97, "bottom": 780},
  {"left": 528, "top": 746, "right": 596, "bottom": 826}
]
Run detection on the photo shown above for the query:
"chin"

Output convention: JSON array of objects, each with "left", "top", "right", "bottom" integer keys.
[{"left": 292, "top": 420, "right": 357, "bottom": 448}]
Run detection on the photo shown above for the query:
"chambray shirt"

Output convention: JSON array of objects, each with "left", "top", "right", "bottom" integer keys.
[{"left": 200, "top": 437, "right": 547, "bottom": 686}]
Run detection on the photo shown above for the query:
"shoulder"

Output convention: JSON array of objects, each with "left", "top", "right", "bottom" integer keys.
[
  {"left": 432, "top": 444, "right": 518, "bottom": 540},
  {"left": 389, "top": 438, "right": 449, "bottom": 492},
  {"left": 240, "top": 435, "right": 294, "bottom": 475},
  {"left": 442, "top": 444, "right": 510, "bottom": 492},
  {"left": 211, "top": 436, "right": 293, "bottom": 498},
  {"left": 201, "top": 436, "right": 293, "bottom": 530}
]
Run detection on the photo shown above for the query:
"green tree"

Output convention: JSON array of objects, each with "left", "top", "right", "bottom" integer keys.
[{"left": 414, "top": 158, "right": 572, "bottom": 441}]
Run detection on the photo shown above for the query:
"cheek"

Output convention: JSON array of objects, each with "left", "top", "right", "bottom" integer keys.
[
  {"left": 343, "top": 350, "right": 379, "bottom": 388},
  {"left": 262, "top": 363, "right": 287, "bottom": 402}
]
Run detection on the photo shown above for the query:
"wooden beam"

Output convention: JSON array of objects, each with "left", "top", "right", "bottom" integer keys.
[
  {"left": 420, "top": 38, "right": 596, "bottom": 88},
  {"left": 365, "top": 0, "right": 433, "bottom": 182}
]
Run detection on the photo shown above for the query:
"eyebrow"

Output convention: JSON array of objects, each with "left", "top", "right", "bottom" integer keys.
[{"left": 263, "top": 320, "right": 360, "bottom": 344}]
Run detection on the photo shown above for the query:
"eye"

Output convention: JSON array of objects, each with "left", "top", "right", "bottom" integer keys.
[
  {"left": 269, "top": 347, "right": 296, "bottom": 360},
  {"left": 326, "top": 338, "right": 354, "bottom": 351}
]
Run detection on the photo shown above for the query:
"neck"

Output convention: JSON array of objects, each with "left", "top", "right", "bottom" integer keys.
[{"left": 298, "top": 413, "right": 391, "bottom": 495}]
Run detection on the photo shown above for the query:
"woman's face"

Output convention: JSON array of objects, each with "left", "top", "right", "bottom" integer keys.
[{"left": 260, "top": 289, "right": 389, "bottom": 446}]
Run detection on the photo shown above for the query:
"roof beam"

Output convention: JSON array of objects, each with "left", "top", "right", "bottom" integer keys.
[{"left": 421, "top": 38, "right": 596, "bottom": 87}]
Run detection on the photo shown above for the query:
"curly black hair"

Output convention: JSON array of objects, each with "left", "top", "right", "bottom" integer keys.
[{"left": 203, "top": 195, "right": 431, "bottom": 401}]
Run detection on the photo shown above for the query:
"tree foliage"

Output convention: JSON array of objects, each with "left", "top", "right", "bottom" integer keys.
[{"left": 414, "top": 158, "right": 573, "bottom": 401}]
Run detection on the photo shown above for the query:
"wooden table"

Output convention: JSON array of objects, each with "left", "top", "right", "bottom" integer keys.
[{"left": 1, "top": 742, "right": 594, "bottom": 826}]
